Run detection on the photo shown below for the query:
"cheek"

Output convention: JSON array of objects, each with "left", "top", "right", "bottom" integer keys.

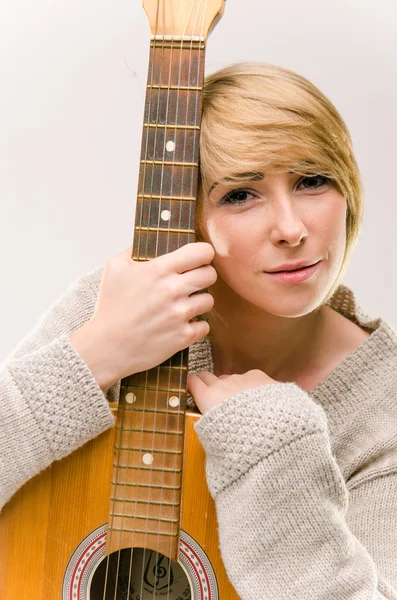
[
  {"left": 322, "top": 201, "right": 347, "bottom": 249},
  {"left": 205, "top": 220, "right": 231, "bottom": 257}
]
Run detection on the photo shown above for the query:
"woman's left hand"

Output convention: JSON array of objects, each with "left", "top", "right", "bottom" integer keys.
[{"left": 187, "top": 369, "right": 277, "bottom": 415}]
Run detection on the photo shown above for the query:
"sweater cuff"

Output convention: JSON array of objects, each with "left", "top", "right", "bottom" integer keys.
[
  {"left": 7, "top": 333, "right": 115, "bottom": 466},
  {"left": 194, "top": 382, "right": 329, "bottom": 498}
]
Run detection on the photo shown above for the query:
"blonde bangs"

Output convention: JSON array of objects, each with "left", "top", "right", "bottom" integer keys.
[{"left": 196, "top": 62, "right": 364, "bottom": 307}]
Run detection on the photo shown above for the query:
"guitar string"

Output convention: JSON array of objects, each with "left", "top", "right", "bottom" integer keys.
[
  {"left": 127, "top": 0, "right": 166, "bottom": 597},
  {"left": 135, "top": 0, "right": 175, "bottom": 597},
  {"left": 101, "top": 0, "right": 163, "bottom": 596},
  {"left": 161, "top": 2, "right": 209, "bottom": 598},
  {"left": 150, "top": 1, "right": 208, "bottom": 597},
  {"left": 101, "top": 286, "right": 132, "bottom": 599},
  {"left": 136, "top": 0, "right": 204, "bottom": 595},
  {"left": 139, "top": 0, "right": 184, "bottom": 595},
  {"left": 159, "top": 1, "right": 204, "bottom": 597}
]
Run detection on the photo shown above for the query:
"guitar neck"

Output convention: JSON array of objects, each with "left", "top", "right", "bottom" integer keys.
[
  {"left": 133, "top": 37, "right": 205, "bottom": 261},
  {"left": 110, "top": 35, "right": 206, "bottom": 560}
]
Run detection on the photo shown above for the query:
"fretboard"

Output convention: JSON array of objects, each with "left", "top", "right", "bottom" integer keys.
[{"left": 107, "top": 38, "right": 206, "bottom": 560}]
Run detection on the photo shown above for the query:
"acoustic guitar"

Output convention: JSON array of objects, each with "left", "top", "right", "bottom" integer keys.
[{"left": 0, "top": 0, "right": 240, "bottom": 598}]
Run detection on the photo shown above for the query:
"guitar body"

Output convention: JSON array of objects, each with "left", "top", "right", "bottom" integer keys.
[{"left": 0, "top": 413, "right": 238, "bottom": 599}]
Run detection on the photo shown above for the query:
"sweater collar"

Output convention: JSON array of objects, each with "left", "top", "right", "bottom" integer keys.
[{"left": 188, "top": 284, "right": 397, "bottom": 408}]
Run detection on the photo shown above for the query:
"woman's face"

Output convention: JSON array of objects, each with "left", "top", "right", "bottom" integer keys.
[{"left": 197, "top": 171, "right": 348, "bottom": 318}]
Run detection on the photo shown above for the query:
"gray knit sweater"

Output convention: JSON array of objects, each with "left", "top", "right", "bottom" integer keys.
[{"left": 1, "top": 265, "right": 396, "bottom": 600}]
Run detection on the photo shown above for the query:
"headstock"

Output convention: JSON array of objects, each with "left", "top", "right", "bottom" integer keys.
[{"left": 142, "top": 0, "right": 225, "bottom": 39}]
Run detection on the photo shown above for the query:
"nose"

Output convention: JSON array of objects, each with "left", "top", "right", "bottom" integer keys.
[{"left": 269, "top": 200, "right": 308, "bottom": 247}]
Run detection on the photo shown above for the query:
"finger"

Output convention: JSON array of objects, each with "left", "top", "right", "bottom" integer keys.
[
  {"left": 164, "top": 242, "right": 215, "bottom": 274},
  {"left": 187, "top": 374, "right": 208, "bottom": 397},
  {"left": 195, "top": 371, "right": 219, "bottom": 385},
  {"left": 181, "top": 263, "right": 218, "bottom": 296}
]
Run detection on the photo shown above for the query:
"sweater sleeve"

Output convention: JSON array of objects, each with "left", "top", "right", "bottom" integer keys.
[
  {"left": 0, "top": 273, "right": 118, "bottom": 512},
  {"left": 194, "top": 382, "right": 397, "bottom": 600}
]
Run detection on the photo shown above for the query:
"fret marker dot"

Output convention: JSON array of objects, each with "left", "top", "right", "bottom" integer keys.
[
  {"left": 142, "top": 453, "right": 153, "bottom": 465},
  {"left": 169, "top": 396, "right": 180, "bottom": 408},
  {"left": 161, "top": 210, "right": 171, "bottom": 222},
  {"left": 126, "top": 392, "right": 136, "bottom": 404},
  {"left": 166, "top": 140, "right": 175, "bottom": 152}
]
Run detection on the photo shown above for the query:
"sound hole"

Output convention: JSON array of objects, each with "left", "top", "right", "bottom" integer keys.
[{"left": 90, "top": 547, "right": 192, "bottom": 599}]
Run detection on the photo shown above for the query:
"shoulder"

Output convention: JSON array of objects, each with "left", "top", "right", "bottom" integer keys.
[{"left": 326, "top": 306, "right": 371, "bottom": 350}]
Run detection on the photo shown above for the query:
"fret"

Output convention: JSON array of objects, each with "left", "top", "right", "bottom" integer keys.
[
  {"left": 141, "top": 126, "right": 199, "bottom": 163},
  {"left": 116, "top": 402, "right": 183, "bottom": 421},
  {"left": 140, "top": 160, "right": 199, "bottom": 167},
  {"left": 109, "top": 484, "right": 181, "bottom": 507},
  {"left": 138, "top": 164, "right": 197, "bottom": 197},
  {"left": 163, "top": 348, "right": 189, "bottom": 368},
  {"left": 146, "top": 85, "right": 202, "bottom": 91},
  {"left": 114, "top": 451, "right": 183, "bottom": 469},
  {"left": 110, "top": 481, "right": 181, "bottom": 494},
  {"left": 121, "top": 361, "right": 187, "bottom": 369},
  {"left": 122, "top": 384, "right": 186, "bottom": 394},
  {"left": 123, "top": 356, "right": 187, "bottom": 366},
  {"left": 120, "top": 408, "right": 185, "bottom": 416},
  {"left": 144, "top": 89, "right": 202, "bottom": 128},
  {"left": 143, "top": 123, "right": 200, "bottom": 130},
  {"left": 111, "top": 481, "right": 179, "bottom": 488},
  {"left": 135, "top": 225, "right": 195, "bottom": 235},
  {"left": 141, "top": 130, "right": 198, "bottom": 164},
  {"left": 111, "top": 483, "right": 181, "bottom": 490},
  {"left": 111, "top": 497, "right": 180, "bottom": 510},
  {"left": 112, "top": 468, "right": 181, "bottom": 486},
  {"left": 109, "top": 513, "right": 179, "bottom": 524},
  {"left": 134, "top": 197, "right": 197, "bottom": 234},
  {"left": 147, "top": 46, "right": 204, "bottom": 88},
  {"left": 133, "top": 231, "right": 196, "bottom": 258},
  {"left": 108, "top": 527, "right": 178, "bottom": 537},
  {"left": 114, "top": 445, "right": 182, "bottom": 454},
  {"left": 139, "top": 194, "right": 196, "bottom": 201},
  {"left": 116, "top": 427, "right": 183, "bottom": 435},
  {"left": 110, "top": 497, "right": 180, "bottom": 508},
  {"left": 114, "top": 447, "right": 183, "bottom": 467},
  {"left": 110, "top": 486, "right": 180, "bottom": 505},
  {"left": 116, "top": 431, "right": 183, "bottom": 453},
  {"left": 119, "top": 352, "right": 187, "bottom": 366},
  {"left": 123, "top": 383, "right": 186, "bottom": 396}
]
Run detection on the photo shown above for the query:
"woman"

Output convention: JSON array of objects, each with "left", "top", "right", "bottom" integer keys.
[{"left": 1, "top": 63, "right": 396, "bottom": 599}]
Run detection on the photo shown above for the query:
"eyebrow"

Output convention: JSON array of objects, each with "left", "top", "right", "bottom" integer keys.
[{"left": 208, "top": 170, "right": 295, "bottom": 194}]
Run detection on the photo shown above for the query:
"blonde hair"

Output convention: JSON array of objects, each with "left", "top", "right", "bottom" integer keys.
[{"left": 194, "top": 62, "right": 364, "bottom": 323}]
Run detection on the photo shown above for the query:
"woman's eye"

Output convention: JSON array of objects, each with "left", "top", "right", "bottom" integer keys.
[
  {"left": 218, "top": 176, "right": 330, "bottom": 206},
  {"left": 219, "top": 189, "right": 256, "bottom": 206},
  {"left": 298, "top": 175, "right": 331, "bottom": 190}
]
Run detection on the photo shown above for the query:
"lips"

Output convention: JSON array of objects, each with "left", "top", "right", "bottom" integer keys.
[
  {"left": 266, "top": 260, "right": 320, "bottom": 274},
  {"left": 265, "top": 261, "right": 321, "bottom": 283},
  {"left": 276, "top": 263, "right": 316, "bottom": 273}
]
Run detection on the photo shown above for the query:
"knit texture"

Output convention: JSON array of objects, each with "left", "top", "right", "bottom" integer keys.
[
  {"left": 0, "top": 274, "right": 115, "bottom": 509},
  {"left": 1, "top": 263, "right": 396, "bottom": 599}
]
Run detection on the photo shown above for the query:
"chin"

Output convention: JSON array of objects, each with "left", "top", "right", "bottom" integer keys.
[{"left": 256, "top": 291, "right": 326, "bottom": 319}]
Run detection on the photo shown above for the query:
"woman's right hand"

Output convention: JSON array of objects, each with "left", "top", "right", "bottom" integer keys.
[{"left": 70, "top": 242, "right": 217, "bottom": 392}]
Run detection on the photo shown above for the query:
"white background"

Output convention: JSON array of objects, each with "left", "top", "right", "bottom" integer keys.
[{"left": 1, "top": 0, "right": 396, "bottom": 361}]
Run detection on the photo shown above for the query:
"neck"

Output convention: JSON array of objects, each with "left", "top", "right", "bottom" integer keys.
[{"left": 207, "top": 279, "right": 328, "bottom": 382}]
